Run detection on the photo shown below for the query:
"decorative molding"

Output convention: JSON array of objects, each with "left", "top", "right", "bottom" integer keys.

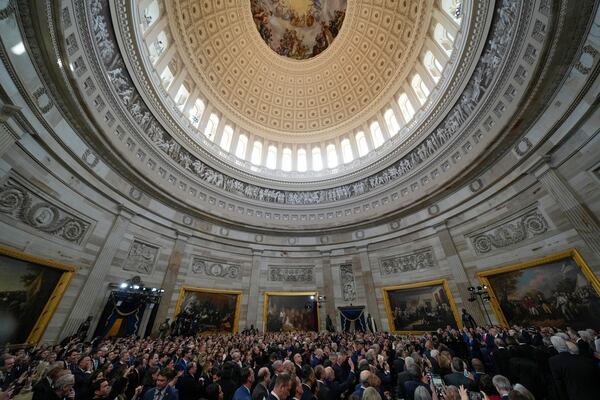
[
  {"left": 514, "top": 137, "right": 533, "bottom": 156},
  {"left": 82, "top": 148, "right": 99, "bottom": 167},
  {"left": 123, "top": 239, "right": 159, "bottom": 274},
  {"left": 190, "top": 257, "right": 241, "bottom": 279},
  {"left": 0, "top": 178, "right": 91, "bottom": 244},
  {"left": 339, "top": 264, "right": 357, "bottom": 302},
  {"left": 268, "top": 265, "right": 314, "bottom": 282},
  {"left": 469, "top": 207, "right": 549, "bottom": 254},
  {"left": 379, "top": 247, "right": 436, "bottom": 275}
]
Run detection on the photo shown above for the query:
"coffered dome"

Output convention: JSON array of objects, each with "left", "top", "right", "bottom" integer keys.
[{"left": 130, "top": 0, "right": 466, "bottom": 180}]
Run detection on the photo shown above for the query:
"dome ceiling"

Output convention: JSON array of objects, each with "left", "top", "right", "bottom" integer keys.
[
  {"left": 250, "top": 0, "right": 347, "bottom": 60},
  {"left": 166, "top": 0, "right": 434, "bottom": 138}
]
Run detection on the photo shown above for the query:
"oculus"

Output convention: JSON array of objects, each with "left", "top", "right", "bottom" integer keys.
[{"left": 250, "top": 0, "right": 347, "bottom": 60}]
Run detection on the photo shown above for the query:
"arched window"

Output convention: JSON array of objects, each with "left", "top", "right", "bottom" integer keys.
[
  {"left": 411, "top": 74, "right": 430, "bottom": 104},
  {"left": 250, "top": 141, "right": 262, "bottom": 165},
  {"left": 326, "top": 144, "right": 338, "bottom": 168},
  {"left": 434, "top": 23, "right": 454, "bottom": 54},
  {"left": 204, "top": 113, "right": 219, "bottom": 140},
  {"left": 384, "top": 109, "right": 400, "bottom": 136},
  {"left": 355, "top": 131, "right": 368, "bottom": 157},
  {"left": 341, "top": 138, "right": 354, "bottom": 163},
  {"left": 282, "top": 148, "right": 292, "bottom": 171},
  {"left": 370, "top": 122, "right": 384, "bottom": 148},
  {"left": 440, "top": 0, "right": 462, "bottom": 22},
  {"left": 142, "top": 0, "right": 160, "bottom": 29},
  {"left": 312, "top": 147, "right": 323, "bottom": 171},
  {"left": 398, "top": 93, "right": 416, "bottom": 122},
  {"left": 159, "top": 65, "right": 174, "bottom": 89},
  {"left": 235, "top": 134, "right": 247, "bottom": 159},
  {"left": 424, "top": 51, "right": 443, "bottom": 82},
  {"left": 266, "top": 145, "right": 277, "bottom": 169},
  {"left": 297, "top": 148, "right": 307, "bottom": 172},
  {"left": 188, "top": 98, "right": 205, "bottom": 127},
  {"left": 148, "top": 31, "right": 167, "bottom": 64},
  {"left": 174, "top": 85, "right": 190, "bottom": 110},
  {"left": 219, "top": 125, "right": 233, "bottom": 151}
]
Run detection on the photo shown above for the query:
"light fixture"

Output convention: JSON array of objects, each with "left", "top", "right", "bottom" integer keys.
[
  {"left": 120, "top": 283, "right": 128, "bottom": 289},
  {"left": 467, "top": 285, "right": 493, "bottom": 325},
  {"left": 10, "top": 42, "right": 25, "bottom": 55}
]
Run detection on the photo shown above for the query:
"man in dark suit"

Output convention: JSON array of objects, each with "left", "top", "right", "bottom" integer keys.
[
  {"left": 268, "top": 373, "right": 292, "bottom": 400},
  {"left": 294, "top": 354, "right": 304, "bottom": 379},
  {"left": 252, "top": 367, "right": 271, "bottom": 400},
  {"left": 491, "top": 338, "right": 511, "bottom": 377},
  {"left": 178, "top": 362, "right": 202, "bottom": 400},
  {"left": 548, "top": 336, "right": 600, "bottom": 400},
  {"left": 176, "top": 349, "right": 193, "bottom": 373},
  {"left": 443, "top": 358, "right": 477, "bottom": 391},
  {"left": 300, "top": 366, "right": 316, "bottom": 400},
  {"left": 323, "top": 360, "right": 356, "bottom": 400},
  {"left": 314, "top": 366, "right": 329, "bottom": 400},
  {"left": 32, "top": 364, "right": 64, "bottom": 400},
  {"left": 143, "top": 368, "right": 179, "bottom": 400},
  {"left": 233, "top": 367, "right": 254, "bottom": 400},
  {"left": 126, "top": 360, "right": 144, "bottom": 399}
]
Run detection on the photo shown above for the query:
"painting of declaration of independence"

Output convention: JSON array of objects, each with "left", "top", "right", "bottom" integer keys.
[
  {"left": 265, "top": 292, "right": 319, "bottom": 332},
  {"left": 250, "top": 0, "right": 347, "bottom": 60},
  {"left": 175, "top": 288, "right": 241, "bottom": 334},
  {"left": 383, "top": 280, "right": 461, "bottom": 333},
  {"left": 0, "top": 248, "right": 73, "bottom": 344},
  {"left": 480, "top": 249, "right": 600, "bottom": 329}
]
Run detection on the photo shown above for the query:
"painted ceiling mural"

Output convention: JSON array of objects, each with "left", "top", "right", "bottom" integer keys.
[{"left": 250, "top": 0, "right": 347, "bottom": 60}]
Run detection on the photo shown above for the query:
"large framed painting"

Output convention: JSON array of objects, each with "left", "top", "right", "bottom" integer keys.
[
  {"left": 478, "top": 249, "right": 600, "bottom": 329},
  {"left": 0, "top": 246, "right": 74, "bottom": 345},
  {"left": 383, "top": 279, "right": 461, "bottom": 333},
  {"left": 264, "top": 291, "right": 319, "bottom": 332},
  {"left": 174, "top": 287, "right": 242, "bottom": 334}
]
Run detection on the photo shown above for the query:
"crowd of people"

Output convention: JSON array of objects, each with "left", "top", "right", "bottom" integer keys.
[{"left": 1, "top": 323, "right": 599, "bottom": 400}]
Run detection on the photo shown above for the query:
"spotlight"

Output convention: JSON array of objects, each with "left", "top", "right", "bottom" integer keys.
[
  {"left": 468, "top": 287, "right": 474, "bottom": 292},
  {"left": 151, "top": 288, "right": 157, "bottom": 292},
  {"left": 119, "top": 283, "right": 128, "bottom": 289},
  {"left": 133, "top": 285, "right": 140, "bottom": 290},
  {"left": 310, "top": 295, "right": 315, "bottom": 300},
  {"left": 483, "top": 285, "right": 488, "bottom": 290},
  {"left": 160, "top": 289, "right": 165, "bottom": 293}
]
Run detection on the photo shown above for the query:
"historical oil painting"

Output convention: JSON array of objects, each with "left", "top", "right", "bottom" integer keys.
[
  {"left": 264, "top": 292, "right": 319, "bottom": 331},
  {"left": 479, "top": 249, "right": 600, "bottom": 329},
  {"left": 0, "top": 246, "right": 74, "bottom": 344},
  {"left": 250, "top": 0, "right": 347, "bottom": 60},
  {"left": 383, "top": 280, "right": 461, "bottom": 333},
  {"left": 175, "top": 287, "right": 242, "bottom": 334}
]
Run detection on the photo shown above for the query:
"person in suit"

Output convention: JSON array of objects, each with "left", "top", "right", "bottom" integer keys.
[
  {"left": 221, "top": 362, "right": 240, "bottom": 400},
  {"left": 300, "top": 365, "right": 316, "bottom": 400},
  {"left": 291, "top": 376, "right": 304, "bottom": 400},
  {"left": 90, "top": 378, "right": 111, "bottom": 399},
  {"left": 442, "top": 358, "right": 477, "bottom": 391},
  {"left": 314, "top": 366, "right": 329, "bottom": 400},
  {"left": 351, "top": 370, "right": 370, "bottom": 398},
  {"left": 548, "top": 335, "right": 600, "bottom": 400},
  {"left": 323, "top": 361, "right": 356, "bottom": 400},
  {"left": 331, "top": 353, "right": 350, "bottom": 384},
  {"left": 491, "top": 375, "right": 511, "bottom": 400},
  {"left": 268, "top": 373, "right": 292, "bottom": 400},
  {"left": 49, "top": 373, "right": 75, "bottom": 400},
  {"left": 178, "top": 362, "right": 202, "bottom": 400},
  {"left": 294, "top": 354, "right": 304, "bottom": 379},
  {"left": 268, "top": 360, "right": 284, "bottom": 392},
  {"left": 396, "top": 358, "right": 417, "bottom": 400},
  {"left": 252, "top": 367, "right": 271, "bottom": 400},
  {"left": 491, "top": 338, "right": 511, "bottom": 378},
  {"left": 143, "top": 368, "right": 179, "bottom": 400},
  {"left": 233, "top": 367, "right": 255, "bottom": 400},
  {"left": 126, "top": 359, "right": 144, "bottom": 399},
  {"left": 176, "top": 349, "right": 193, "bottom": 373},
  {"left": 206, "top": 383, "right": 225, "bottom": 400}
]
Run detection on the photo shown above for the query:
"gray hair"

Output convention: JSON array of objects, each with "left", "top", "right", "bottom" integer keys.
[
  {"left": 54, "top": 373, "right": 75, "bottom": 390},
  {"left": 445, "top": 385, "right": 460, "bottom": 400},
  {"left": 513, "top": 383, "right": 535, "bottom": 400},
  {"left": 359, "top": 370, "right": 371, "bottom": 385},
  {"left": 550, "top": 336, "right": 569, "bottom": 353},
  {"left": 404, "top": 356, "right": 415, "bottom": 368},
  {"left": 492, "top": 375, "right": 511, "bottom": 393},
  {"left": 363, "top": 387, "right": 382, "bottom": 400},
  {"left": 414, "top": 386, "right": 432, "bottom": 400}
]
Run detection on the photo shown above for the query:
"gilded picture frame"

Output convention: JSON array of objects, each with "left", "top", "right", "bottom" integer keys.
[
  {"left": 382, "top": 279, "right": 462, "bottom": 333},
  {"left": 0, "top": 245, "right": 75, "bottom": 345},
  {"left": 174, "top": 286, "right": 242, "bottom": 333},
  {"left": 263, "top": 291, "right": 320, "bottom": 332},
  {"left": 478, "top": 249, "right": 600, "bottom": 328}
]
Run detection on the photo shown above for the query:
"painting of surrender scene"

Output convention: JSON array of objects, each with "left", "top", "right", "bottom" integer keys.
[
  {"left": 175, "top": 288, "right": 241, "bottom": 334},
  {"left": 480, "top": 250, "right": 600, "bottom": 329},
  {"left": 265, "top": 292, "right": 319, "bottom": 331},
  {"left": 251, "top": 0, "right": 347, "bottom": 60},
  {"left": 383, "top": 280, "right": 460, "bottom": 333}
]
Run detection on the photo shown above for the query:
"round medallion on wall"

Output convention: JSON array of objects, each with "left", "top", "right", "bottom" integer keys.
[
  {"left": 288, "top": 237, "right": 297, "bottom": 245},
  {"left": 182, "top": 215, "right": 193, "bottom": 226},
  {"left": 428, "top": 204, "right": 440, "bottom": 215},
  {"left": 255, "top": 234, "right": 264, "bottom": 242}
]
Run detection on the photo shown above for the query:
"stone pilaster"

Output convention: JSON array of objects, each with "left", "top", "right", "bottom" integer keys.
[
  {"left": 246, "top": 249, "right": 263, "bottom": 330},
  {"left": 531, "top": 159, "right": 600, "bottom": 258},
  {"left": 357, "top": 247, "right": 382, "bottom": 330},
  {"left": 60, "top": 205, "right": 135, "bottom": 339},
  {"left": 434, "top": 222, "right": 490, "bottom": 325},
  {"left": 320, "top": 251, "right": 336, "bottom": 331},
  {"left": 0, "top": 104, "right": 23, "bottom": 158},
  {"left": 151, "top": 231, "right": 189, "bottom": 335}
]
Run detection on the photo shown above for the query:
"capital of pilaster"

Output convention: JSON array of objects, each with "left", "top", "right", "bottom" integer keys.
[
  {"left": 0, "top": 103, "right": 21, "bottom": 123},
  {"left": 526, "top": 155, "right": 553, "bottom": 179},
  {"left": 117, "top": 204, "right": 136, "bottom": 220}
]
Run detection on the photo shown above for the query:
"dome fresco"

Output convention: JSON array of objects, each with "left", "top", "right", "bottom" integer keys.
[{"left": 250, "top": 0, "right": 347, "bottom": 60}]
